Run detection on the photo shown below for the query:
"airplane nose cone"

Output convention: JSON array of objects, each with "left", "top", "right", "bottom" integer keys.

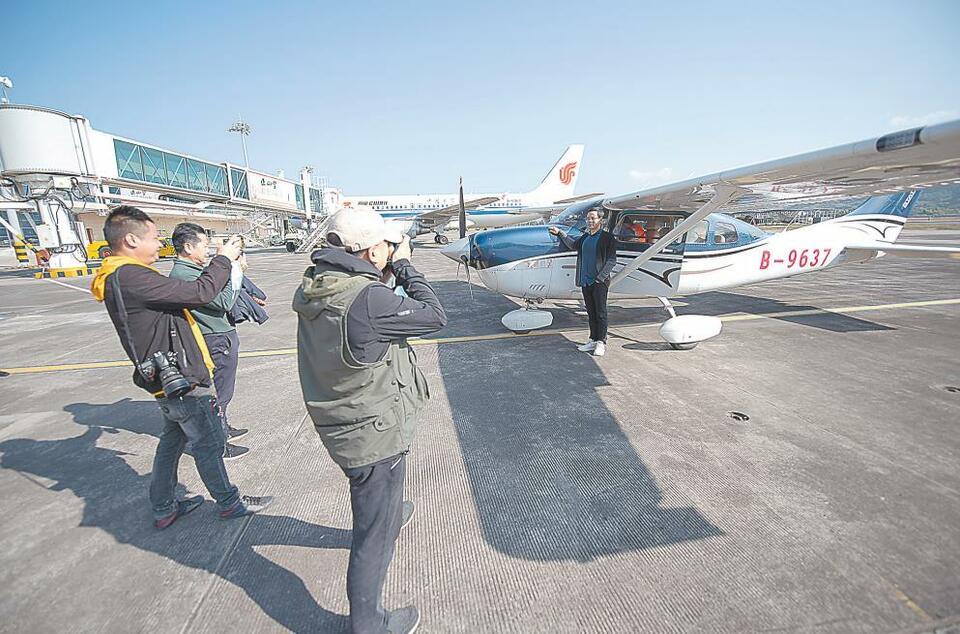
[{"left": 441, "top": 237, "right": 470, "bottom": 263}]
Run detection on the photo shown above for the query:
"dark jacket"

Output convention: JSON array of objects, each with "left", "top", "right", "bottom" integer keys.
[
  {"left": 300, "top": 248, "right": 448, "bottom": 363},
  {"left": 92, "top": 256, "right": 233, "bottom": 394},
  {"left": 558, "top": 229, "right": 618, "bottom": 286},
  {"left": 168, "top": 258, "right": 241, "bottom": 334},
  {"left": 229, "top": 277, "right": 269, "bottom": 326}
]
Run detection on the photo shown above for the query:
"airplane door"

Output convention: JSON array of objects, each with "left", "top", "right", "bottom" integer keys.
[{"left": 609, "top": 211, "right": 686, "bottom": 297}]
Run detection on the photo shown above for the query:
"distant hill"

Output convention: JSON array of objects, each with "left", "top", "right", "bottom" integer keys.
[
  {"left": 754, "top": 184, "right": 960, "bottom": 218},
  {"left": 913, "top": 184, "right": 960, "bottom": 215}
]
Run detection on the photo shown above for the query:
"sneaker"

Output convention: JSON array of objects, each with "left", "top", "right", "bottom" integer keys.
[
  {"left": 577, "top": 340, "right": 597, "bottom": 352},
  {"left": 227, "top": 426, "right": 249, "bottom": 441},
  {"left": 154, "top": 495, "right": 204, "bottom": 530},
  {"left": 219, "top": 495, "right": 275, "bottom": 520},
  {"left": 401, "top": 500, "right": 415, "bottom": 530},
  {"left": 223, "top": 443, "right": 249, "bottom": 461},
  {"left": 593, "top": 341, "right": 606, "bottom": 357},
  {"left": 385, "top": 606, "right": 420, "bottom": 634}
]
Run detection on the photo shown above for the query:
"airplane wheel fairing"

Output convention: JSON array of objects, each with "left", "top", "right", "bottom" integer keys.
[
  {"left": 502, "top": 308, "right": 553, "bottom": 333},
  {"left": 658, "top": 315, "right": 722, "bottom": 347}
]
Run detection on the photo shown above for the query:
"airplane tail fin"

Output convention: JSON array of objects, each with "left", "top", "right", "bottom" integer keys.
[
  {"left": 834, "top": 189, "right": 920, "bottom": 244},
  {"left": 525, "top": 145, "right": 585, "bottom": 204},
  {"left": 845, "top": 189, "right": 920, "bottom": 220}
]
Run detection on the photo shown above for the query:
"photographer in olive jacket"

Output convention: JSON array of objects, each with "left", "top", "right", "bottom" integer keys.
[
  {"left": 294, "top": 208, "right": 446, "bottom": 634},
  {"left": 90, "top": 206, "right": 273, "bottom": 530}
]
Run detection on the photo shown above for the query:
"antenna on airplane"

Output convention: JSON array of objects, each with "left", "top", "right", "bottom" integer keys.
[{"left": 458, "top": 176, "right": 467, "bottom": 239}]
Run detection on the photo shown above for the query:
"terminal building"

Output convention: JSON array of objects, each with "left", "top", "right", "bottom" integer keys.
[{"left": 0, "top": 103, "right": 339, "bottom": 269}]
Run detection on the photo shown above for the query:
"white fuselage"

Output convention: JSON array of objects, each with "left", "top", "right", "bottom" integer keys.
[
  {"left": 341, "top": 191, "right": 546, "bottom": 234},
  {"left": 477, "top": 215, "right": 906, "bottom": 301}
]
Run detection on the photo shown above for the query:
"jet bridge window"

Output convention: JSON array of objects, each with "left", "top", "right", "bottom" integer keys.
[{"left": 713, "top": 221, "right": 738, "bottom": 245}]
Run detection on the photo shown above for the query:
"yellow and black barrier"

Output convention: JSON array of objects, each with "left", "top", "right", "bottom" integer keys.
[
  {"left": 34, "top": 266, "right": 99, "bottom": 279},
  {"left": 13, "top": 240, "right": 33, "bottom": 265}
]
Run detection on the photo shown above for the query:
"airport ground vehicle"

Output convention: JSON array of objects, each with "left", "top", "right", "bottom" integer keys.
[{"left": 86, "top": 237, "right": 176, "bottom": 261}]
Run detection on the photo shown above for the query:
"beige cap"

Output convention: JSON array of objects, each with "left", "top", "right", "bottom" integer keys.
[{"left": 326, "top": 207, "right": 405, "bottom": 252}]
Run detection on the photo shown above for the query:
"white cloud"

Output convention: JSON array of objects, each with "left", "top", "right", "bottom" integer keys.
[
  {"left": 889, "top": 110, "right": 959, "bottom": 128},
  {"left": 627, "top": 167, "right": 675, "bottom": 187}
]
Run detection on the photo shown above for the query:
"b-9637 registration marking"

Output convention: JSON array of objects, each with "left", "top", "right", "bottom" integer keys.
[{"left": 759, "top": 248, "right": 831, "bottom": 270}]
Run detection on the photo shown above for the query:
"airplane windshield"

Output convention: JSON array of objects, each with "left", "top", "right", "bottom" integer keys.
[{"left": 552, "top": 200, "right": 602, "bottom": 229}]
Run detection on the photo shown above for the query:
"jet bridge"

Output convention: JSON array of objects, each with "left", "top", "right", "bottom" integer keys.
[{"left": 0, "top": 104, "right": 334, "bottom": 273}]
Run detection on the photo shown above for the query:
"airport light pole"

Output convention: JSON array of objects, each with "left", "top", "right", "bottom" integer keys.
[{"left": 227, "top": 115, "right": 251, "bottom": 168}]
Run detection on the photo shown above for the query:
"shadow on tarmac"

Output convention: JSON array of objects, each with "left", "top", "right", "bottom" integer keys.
[
  {"left": 0, "top": 399, "right": 350, "bottom": 633},
  {"left": 436, "top": 337, "right": 724, "bottom": 562},
  {"left": 429, "top": 281, "right": 893, "bottom": 342}
]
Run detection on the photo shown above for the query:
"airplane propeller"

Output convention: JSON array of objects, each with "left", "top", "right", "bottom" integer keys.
[{"left": 458, "top": 176, "right": 467, "bottom": 240}]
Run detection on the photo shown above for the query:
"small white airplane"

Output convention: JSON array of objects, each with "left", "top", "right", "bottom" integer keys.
[
  {"left": 442, "top": 121, "right": 960, "bottom": 348},
  {"left": 340, "top": 145, "right": 602, "bottom": 244}
]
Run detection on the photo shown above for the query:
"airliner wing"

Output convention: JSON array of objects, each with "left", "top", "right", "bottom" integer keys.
[
  {"left": 842, "top": 242, "right": 960, "bottom": 261},
  {"left": 553, "top": 192, "right": 605, "bottom": 204},
  {"left": 607, "top": 120, "right": 960, "bottom": 287},
  {"left": 415, "top": 196, "right": 502, "bottom": 228}
]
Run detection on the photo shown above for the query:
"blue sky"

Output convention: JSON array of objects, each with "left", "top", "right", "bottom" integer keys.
[{"left": 4, "top": 1, "right": 959, "bottom": 196}]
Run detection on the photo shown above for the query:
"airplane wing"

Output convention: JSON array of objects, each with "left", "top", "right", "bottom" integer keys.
[
  {"left": 521, "top": 195, "right": 609, "bottom": 219},
  {"left": 606, "top": 120, "right": 960, "bottom": 286},
  {"left": 553, "top": 192, "right": 605, "bottom": 204},
  {"left": 414, "top": 196, "right": 502, "bottom": 229},
  {"left": 842, "top": 242, "right": 960, "bottom": 261}
]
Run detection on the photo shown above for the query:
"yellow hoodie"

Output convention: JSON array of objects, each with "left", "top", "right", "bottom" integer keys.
[{"left": 91, "top": 256, "right": 215, "bottom": 373}]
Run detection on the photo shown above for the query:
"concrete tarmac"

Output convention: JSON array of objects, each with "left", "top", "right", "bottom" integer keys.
[{"left": 0, "top": 229, "right": 958, "bottom": 633}]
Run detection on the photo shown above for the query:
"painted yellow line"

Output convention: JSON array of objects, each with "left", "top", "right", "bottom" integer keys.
[{"left": 2, "top": 297, "right": 959, "bottom": 376}]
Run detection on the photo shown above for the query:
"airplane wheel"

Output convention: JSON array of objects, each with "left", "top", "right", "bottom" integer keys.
[
  {"left": 669, "top": 342, "right": 698, "bottom": 350},
  {"left": 436, "top": 235, "right": 449, "bottom": 245},
  {"left": 98, "top": 246, "right": 112, "bottom": 259}
]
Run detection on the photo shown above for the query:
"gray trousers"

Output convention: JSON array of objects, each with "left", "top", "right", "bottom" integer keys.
[{"left": 342, "top": 453, "right": 406, "bottom": 634}]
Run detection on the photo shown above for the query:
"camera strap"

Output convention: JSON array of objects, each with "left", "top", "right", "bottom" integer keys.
[{"left": 109, "top": 272, "right": 150, "bottom": 381}]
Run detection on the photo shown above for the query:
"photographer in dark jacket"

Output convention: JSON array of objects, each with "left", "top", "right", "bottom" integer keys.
[
  {"left": 294, "top": 208, "right": 446, "bottom": 634},
  {"left": 91, "top": 206, "right": 273, "bottom": 529},
  {"left": 549, "top": 207, "right": 618, "bottom": 356}
]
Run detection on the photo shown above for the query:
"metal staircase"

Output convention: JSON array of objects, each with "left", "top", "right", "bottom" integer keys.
[{"left": 295, "top": 215, "right": 331, "bottom": 253}]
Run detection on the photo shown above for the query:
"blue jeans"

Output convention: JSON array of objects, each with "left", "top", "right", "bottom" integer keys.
[{"left": 149, "top": 386, "right": 240, "bottom": 519}]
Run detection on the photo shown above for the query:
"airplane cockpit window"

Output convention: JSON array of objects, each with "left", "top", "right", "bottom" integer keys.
[
  {"left": 610, "top": 212, "right": 685, "bottom": 254},
  {"left": 687, "top": 220, "right": 709, "bottom": 244},
  {"left": 713, "top": 221, "right": 738, "bottom": 245},
  {"left": 553, "top": 200, "right": 601, "bottom": 229}
]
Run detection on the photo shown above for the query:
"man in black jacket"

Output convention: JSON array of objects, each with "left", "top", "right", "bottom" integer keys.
[
  {"left": 294, "top": 208, "right": 447, "bottom": 634},
  {"left": 91, "top": 206, "right": 273, "bottom": 529},
  {"left": 549, "top": 207, "right": 618, "bottom": 356}
]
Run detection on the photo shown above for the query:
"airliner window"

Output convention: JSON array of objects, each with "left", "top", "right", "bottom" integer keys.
[{"left": 714, "top": 222, "right": 738, "bottom": 245}]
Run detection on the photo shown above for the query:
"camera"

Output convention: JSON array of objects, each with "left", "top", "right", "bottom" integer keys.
[{"left": 138, "top": 351, "right": 193, "bottom": 398}]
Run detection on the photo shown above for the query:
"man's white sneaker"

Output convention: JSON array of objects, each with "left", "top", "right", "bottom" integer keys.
[
  {"left": 593, "top": 341, "right": 606, "bottom": 357},
  {"left": 577, "top": 340, "right": 597, "bottom": 352}
]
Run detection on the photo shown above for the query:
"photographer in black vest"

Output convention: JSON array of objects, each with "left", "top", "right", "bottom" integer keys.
[
  {"left": 91, "top": 206, "right": 273, "bottom": 529},
  {"left": 294, "top": 208, "right": 447, "bottom": 634}
]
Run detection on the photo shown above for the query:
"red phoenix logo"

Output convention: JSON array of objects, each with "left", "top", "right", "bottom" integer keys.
[{"left": 559, "top": 161, "right": 577, "bottom": 185}]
